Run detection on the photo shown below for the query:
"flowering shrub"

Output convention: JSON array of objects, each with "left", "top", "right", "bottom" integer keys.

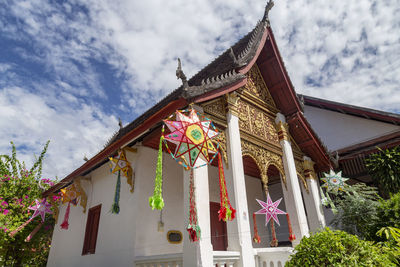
[{"left": 0, "top": 141, "right": 58, "bottom": 266}]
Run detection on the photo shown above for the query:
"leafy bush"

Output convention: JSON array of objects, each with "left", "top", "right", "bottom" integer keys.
[
  {"left": 286, "top": 228, "right": 396, "bottom": 267},
  {"left": 365, "top": 146, "right": 400, "bottom": 198},
  {"left": 0, "top": 141, "right": 57, "bottom": 266},
  {"left": 331, "top": 183, "right": 380, "bottom": 240}
]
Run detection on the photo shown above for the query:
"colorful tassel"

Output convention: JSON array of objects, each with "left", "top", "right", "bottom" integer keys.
[
  {"left": 252, "top": 212, "right": 261, "bottom": 243},
  {"left": 60, "top": 202, "right": 71, "bottom": 229},
  {"left": 286, "top": 213, "right": 295, "bottom": 242},
  {"left": 217, "top": 152, "right": 236, "bottom": 222},
  {"left": 270, "top": 220, "right": 278, "bottom": 247},
  {"left": 25, "top": 222, "right": 43, "bottom": 242},
  {"left": 111, "top": 171, "right": 121, "bottom": 214},
  {"left": 149, "top": 133, "right": 165, "bottom": 210},
  {"left": 187, "top": 169, "right": 201, "bottom": 242},
  {"left": 9, "top": 217, "right": 33, "bottom": 237}
]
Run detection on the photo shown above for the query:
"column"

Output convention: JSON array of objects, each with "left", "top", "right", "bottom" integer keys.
[
  {"left": 275, "top": 113, "right": 309, "bottom": 243},
  {"left": 302, "top": 156, "right": 326, "bottom": 231},
  {"left": 226, "top": 92, "right": 255, "bottom": 267},
  {"left": 183, "top": 160, "right": 213, "bottom": 267}
]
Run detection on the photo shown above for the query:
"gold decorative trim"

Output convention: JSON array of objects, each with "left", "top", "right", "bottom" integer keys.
[
  {"left": 295, "top": 160, "right": 309, "bottom": 193},
  {"left": 243, "top": 65, "right": 277, "bottom": 109},
  {"left": 237, "top": 98, "right": 280, "bottom": 146},
  {"left": 214, "top": 131, "right": 228, "bottom": 167},
  {"left": 241, "top": 139, "right": 287, "bottom": 194},
  {"left": 225, "top": 92, "right": 240, "bottom": 116},
  {"left": 202, "top": 98, "right": 226, "bottom": 120},
  {"left": 75, "top": 179, "right": 87, "bottom": 213},
  {"left": 303, "top": 158, "right": 317, "bottom": 180},
  {"left": 275, "top": 121, "right": 289, "bottom": 141}
]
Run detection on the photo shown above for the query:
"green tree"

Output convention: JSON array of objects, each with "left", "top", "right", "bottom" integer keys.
[
  {"left": 0, "top": 141, "right": 57, "bottom": 266},
  {"left": 365, "top": 146, "right": 400, "bottom": 198},
  {"left": 286, "top": 228, "right": 396, "bottom": 267},
  {"left": 331, "top": 183, "right": 380, "bottom": 240}
]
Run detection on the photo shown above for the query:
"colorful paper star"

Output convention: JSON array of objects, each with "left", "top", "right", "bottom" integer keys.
[
  {"left": 61, "top": 183, "right": 81, "bottom": 204},
  {"left": 255, "top": 194, "right": 286, "bottom": 226},
  {"left": 321, "top": 170, "right": 349, "bottom": 192},
  {"left": 163, "top": 109, "right": 219, "bottom": 168},
  {"left": 29, "top": 199, "right": 52, "bottom": 222},
  {"left": 109, "top": 149, "right": 132, "bottom": 179}
]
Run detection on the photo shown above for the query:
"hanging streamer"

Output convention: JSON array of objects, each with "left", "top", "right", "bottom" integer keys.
[
  {"left": 60, "top": 202, "right": 71, "bottom": 229},
  {"left": 25, "top": 222, "right": 43, "bottom": 242},
  {"left": 252, "top": 212, "right": 261, "bottom": 243},
  {"left": 217, "top": 152, "right": 236, "bottom": 222},
  {"left": 286, "top": 213, "right": 295, "bottom": 242},
  {"left": 111, "top": 171, "right": 121, "bottom": 214},
  {"left": 270, "top": 220, "right": 278, "bottom": 247},
  {"left": 149, "top": 132, "right": 165, "bottom": 210},
  {"left": 187, "top": 169, "right": 201, "bottom": 242}
]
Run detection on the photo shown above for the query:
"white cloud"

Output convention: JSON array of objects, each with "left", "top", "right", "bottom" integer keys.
[
  {"left": 0, "top": 0, "right": 399, "bottom": 180},
  {"left": 0, "top": 86, "right": 118, "bottom": 179}
]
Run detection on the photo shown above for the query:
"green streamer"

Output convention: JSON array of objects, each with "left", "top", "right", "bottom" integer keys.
[
  {"left": 149, "top": 133, "right": 165, "bottom": 210},
  {"left": 111, "top": 171, "right": 121, "bottom": 214}
]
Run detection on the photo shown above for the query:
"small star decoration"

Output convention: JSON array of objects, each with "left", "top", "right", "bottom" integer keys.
[
  {"left": 29, "top": 199, "right": 52, "bottom": 222},
  {"left": 321, "top": 170, "right": 349, "bottom": 192},
  {"left": 109, "top": 149, "right": 132, "bottom": 179},
  {"left": 61, "top": 183, "right": 81, "bottom": 204},
  {"left": 163, "top": 109, "right": 219, "bottom": 168},
  {"left": 255, "top": 194, "right": 286, "bottom": 226}
]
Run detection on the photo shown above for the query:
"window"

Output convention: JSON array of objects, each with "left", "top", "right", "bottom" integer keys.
[{"left": 82, "top": 204, "right": 101, "bottom": 255}]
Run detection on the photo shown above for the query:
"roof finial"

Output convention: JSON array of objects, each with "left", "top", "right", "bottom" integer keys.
[
  {"left": 118, "top": 117, "right": 123, "bottom": 129},
  {"left": 176, "top": 58, "right": 189, "bottom": 89},
  {"left": 262, "top": 0, "right": 274, "bottom": 23}
]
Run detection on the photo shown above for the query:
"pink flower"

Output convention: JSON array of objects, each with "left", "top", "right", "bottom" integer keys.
[
  {"left": 1, "top": 201, "right": 7, "bottom": 207},
  {"left": 3, "top": 209, "right": 9, "bottom": 215},
  {"left": 24, "top": 195, "right": 29, "bottom": 199}
]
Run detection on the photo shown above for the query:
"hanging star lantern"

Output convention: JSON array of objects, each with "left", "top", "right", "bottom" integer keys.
[
  {"left": 255, "top": 194, "right": 286, "bottom": 226},
  {"left": 109, "top": 149, "right": 133, "bottom": 180},
  {"left": 61, "top": 183, "right": 81, "bottom": 204},
  {"left": 28, "top": 199, "right": 53, "bottom": 222},
  {"left": 163, "top": 109, "right": 220, "bottom": 168},
  {"left": 321, "top": 170, "right": 349, "bottom": 193}
]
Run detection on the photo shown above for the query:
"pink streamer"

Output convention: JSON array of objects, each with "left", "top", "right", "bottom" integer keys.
[{"left": 60, "top": 202, "right": 71, "bottom": 230}]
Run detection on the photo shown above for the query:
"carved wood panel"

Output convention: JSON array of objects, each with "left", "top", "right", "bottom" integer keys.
[{"left": 243, "top": 65, "right": 276, "bottom": 108}]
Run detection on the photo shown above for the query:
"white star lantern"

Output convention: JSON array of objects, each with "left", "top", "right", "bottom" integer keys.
[{"left": 321, "top": 170, "right": 349, "bottom": 193}]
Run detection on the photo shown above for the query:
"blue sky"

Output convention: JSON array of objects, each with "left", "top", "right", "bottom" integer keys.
[{"left": 0, "top": 0, "right": 399, "bottom": 180}]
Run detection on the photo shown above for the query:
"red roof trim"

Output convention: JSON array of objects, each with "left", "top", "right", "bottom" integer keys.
[{"left": 193, "top": 78, "right": 247, "bottom": 103}]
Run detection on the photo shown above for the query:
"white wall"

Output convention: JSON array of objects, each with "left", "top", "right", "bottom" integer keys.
[
  {"left": 47, "top": 146, "right": 186, "bottom": 267},
  {"left": 303, "top": 105, "right": 400, "bottom": 151}
]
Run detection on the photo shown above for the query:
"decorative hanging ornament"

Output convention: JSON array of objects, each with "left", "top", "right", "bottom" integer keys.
[
  {"left": 60, "top": 180, "right": 87, "bottom": 229},
  {"left": 320, "top": 170, "right": 349, "bottom": 193},
  {"left": 9, "top": 198, "right": 52, "bottom": 238},
  {"left": 217, "top": 152, "right": 236, "bottom": 222},
  {"left": 252, "top": 212, "right": 261, "bottom": 243},
  {"left": 255, "top": 193, "right": 286, "bottom": 226},
  {"left": 109, "top": 149, "right": 135, "bottom": 193},
  {"left": 162, "top": 109, "right": 220, "bottom": 169},
  {"left": 149, "top": 108, "right": 223, "bottom": 243}
]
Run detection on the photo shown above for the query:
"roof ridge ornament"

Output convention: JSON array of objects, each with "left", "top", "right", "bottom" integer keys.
[
  {"left": 262, "top": 0, "right": 274, "bottom": 24},
  {"left": 176, "top": 58, "right": 189, "bottom": 89}
]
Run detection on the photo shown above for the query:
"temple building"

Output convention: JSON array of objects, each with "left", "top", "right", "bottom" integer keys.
[{"left": 44, "top": 1, "right": 399, "bottom": 267}]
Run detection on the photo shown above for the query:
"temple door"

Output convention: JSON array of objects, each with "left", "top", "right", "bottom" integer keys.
[{"left": 210, "top": 202, "right": 227, "bottom": 251}]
